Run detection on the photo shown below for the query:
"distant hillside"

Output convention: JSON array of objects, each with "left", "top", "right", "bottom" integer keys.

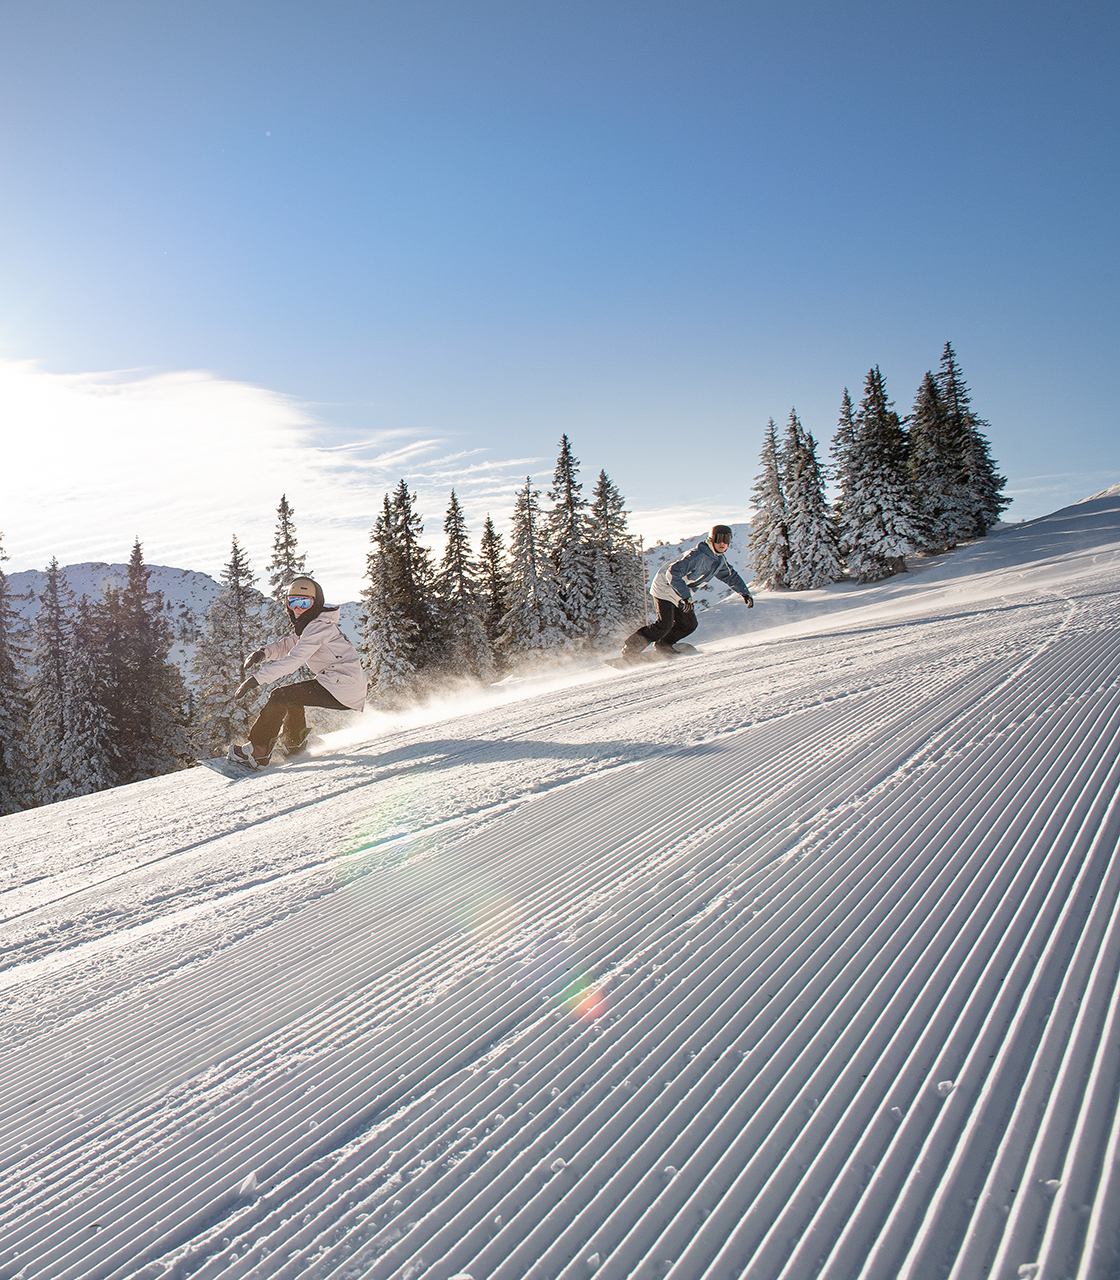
[
  {"left": 7, "top": 563, "right": 363, "bottom": 687},
  {"left": 1079, "top": 481, "right": 1120, "bottom": 502}
]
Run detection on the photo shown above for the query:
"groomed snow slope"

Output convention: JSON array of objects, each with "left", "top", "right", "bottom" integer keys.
[{"left": 2, "top": 496, "right": 1120, "bottom": 1280}]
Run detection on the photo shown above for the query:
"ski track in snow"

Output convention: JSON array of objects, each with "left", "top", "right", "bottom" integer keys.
[{"left": 2, "top": 498, "right": 1120, "bottom": 1279}]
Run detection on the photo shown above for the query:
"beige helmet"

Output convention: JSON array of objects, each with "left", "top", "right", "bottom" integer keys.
[{"left": 284, "top": 577, "right": 320, "bottom": 600}]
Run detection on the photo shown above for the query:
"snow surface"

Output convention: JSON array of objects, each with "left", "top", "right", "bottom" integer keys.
[
  {"left": 1079, "top": 482, "right": 1120, "bottom": 503},
  {"left": 3, "top": 496, "right": 1120, "bottom": 1279}
]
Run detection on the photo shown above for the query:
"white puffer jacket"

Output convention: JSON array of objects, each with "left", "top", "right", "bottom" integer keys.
[{"left": 256, "top": 608, "right": 367, "bottom": 711}]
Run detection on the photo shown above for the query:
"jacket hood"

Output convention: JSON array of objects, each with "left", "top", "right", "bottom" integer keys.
[{"left": 286, "top": 577, "right": 326, "bottom": 634}]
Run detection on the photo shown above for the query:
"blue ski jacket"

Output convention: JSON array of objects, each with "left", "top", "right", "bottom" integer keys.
[{"left": 651, "top": 539, "right": 751, "bottom": 605}]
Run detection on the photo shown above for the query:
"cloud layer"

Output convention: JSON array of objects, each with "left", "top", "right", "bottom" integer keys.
[{"left": 1, "top": 359, "right": 700, "bottom": 600}]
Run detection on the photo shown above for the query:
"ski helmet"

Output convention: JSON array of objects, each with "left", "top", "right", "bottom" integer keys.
[
  {"left": 711, "top": 524, "right": 733, "bottom": 545},
  {"left": 284, "top": 577, "right": 321, "bottom": 603}
]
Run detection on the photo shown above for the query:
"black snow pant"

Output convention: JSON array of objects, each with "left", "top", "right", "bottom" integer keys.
[
  {"left": 249, "top": 679, "right": 349, "bottom": 753},
  {"left": 626, "top": 596, "right": 699, "bottom": 653}
]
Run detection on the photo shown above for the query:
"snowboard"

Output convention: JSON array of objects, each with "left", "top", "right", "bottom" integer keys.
[
  {"left": 196, "top": 738, "right": 322, "bottom": 779},
  {"left": 603, "top": 642, "right": 700, "bottom": 671},
  {"left": 197, "top": 755, "right": 263, "bottom": 780}
]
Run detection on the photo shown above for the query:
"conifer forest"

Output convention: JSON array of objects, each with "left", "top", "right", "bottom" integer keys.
[
  {"left": 0, "top": 343, "right": 1006, "bottom": 812},
  {"left": 749, "top": 343, "right": 1007, "bottom": 589}
]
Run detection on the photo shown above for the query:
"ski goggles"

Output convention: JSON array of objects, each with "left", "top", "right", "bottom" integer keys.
[{"left": 287, "top": 595, "right": 314, "bottom": 610}]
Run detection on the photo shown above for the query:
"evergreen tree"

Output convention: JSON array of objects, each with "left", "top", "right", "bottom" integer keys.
[
  {"left": 546, "top": 435, "right": 596, "bottom": 640},
  {"left": 0, "top": 535, "right": 32, "bottom": 813},
  {"left": 391, "top": 480, "right": 443, "bottom": 663},
  {"left": 357, "top": 480, "right": 444, "bottom": 699},
  {"left": 478, "top": 514, "right": 509, "bottom": 648},
  {"left": 360, "top": 493, "right": 421, "bottom": 705},
  {"left": 265, "top": 495, "right": 312, "bottom": 635},
  {"left": 748, "top": 418, "right": 790, "bottom": 589},
  {"left": 783, "top": 412, "right": 844, "bottom": 590},
  {"left": 587, "top": 470, "right": 646, "bottom": 643},
  {"left": 102, "top": 539, "right": 190, "bottom": 782},
  {"left": 191, "top": 537, "right": 266, "bottom": 758},
  {"left": 63, "top": 596, "right": 122, "bottom": 798},
  {"left": 498, "top": 477, "right": 568, "bottom": 657},
  {"left": 27, "top": 560, "right": 75, "bottom": 805},
  {"left": 434, "top": 490, "right": 494, "bottom": 683},
  {"left": 936, "top": 342, "right": 1008, "bottom": 536},
  {"left": 841, "top": 367, "right": 927, "bottom": 582},
  {"left": 830, "top": 389, "right": 859, "bottom": 537},
  {"left": 908, "top": 370, "right": 973, "bottom": 552},
  {"left": 25, "top": 561, "right": 128, "bottom": 804}
]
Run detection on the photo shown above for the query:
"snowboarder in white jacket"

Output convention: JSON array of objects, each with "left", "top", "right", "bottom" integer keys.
[
  {"left": 621, "top": 525, "right": 753, "bottom": 663},
  {"left": 227, "top": 577, "right": 366, "bottom": 769}
]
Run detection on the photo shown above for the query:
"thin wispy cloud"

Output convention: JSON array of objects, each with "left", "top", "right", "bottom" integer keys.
[
  {"left": 1, "top": 360, "right": 695, "bottom": 599},
  {"left": 0, "top": 360, "right": 510, "bottom": 597}
]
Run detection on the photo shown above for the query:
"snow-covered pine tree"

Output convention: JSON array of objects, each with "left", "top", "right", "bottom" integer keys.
[
  {"left": 748, "top": 418, "right": 790, "bottom": 589},
  {"left": 936, "top": 342, "right": 1008, "bottom": 536},
  {"left": 843, "top": 367, "right": 928, "bottom": 582},
  {"left": 547, "top": 435, "right": 596, "bottom": 642},
  {"left": 63, "top": 595, "right": 122, "bottom": 798},
  {"left": 265, "top": 495, "right": 312, "bottom": 636},
  {"left": 830, "top": 388, "right": 859, "bottom": 542},
  {"left": 190, "top": 537, "right": 267, "bottom": 759},
  {"left": 783, "top": 412, "right": 844, "bottom": 590},
  {"left": 0, "top": 535, "right": 32, "bottom": 813},
  {"left": 360, "top": 493, "right": 421, "bottom": 706},
  {"left": 27, "top": 559, "right": 75, "bottom": 805},
  {"left": 961, "top": 421, "right": 1009, "bottom": 536},
  {"left": 587, "top": 470, "right": 646, "bottom": 644},
  {"left": 392, "top": 480, "right": 444, "bottom": 668},
  {"left": 101, "top": 539, "right": 190, "bottom": 783},
  {"left": 908, "top": 370, "right": 973, "bottom": 552},
  {"left": 433, "top": 490, "right": 495, "bottom": 683},
  {"left": 478, "top": 514, "right": 509, "bottom": 649},
  {"left": 498, "top": 477, "right": 568, "bottom": 658}
]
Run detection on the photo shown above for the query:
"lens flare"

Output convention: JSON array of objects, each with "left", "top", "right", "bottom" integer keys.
[
  {"left": 336, "top": 786, "right": 605, "bottom": 1022},
  {"left": 558, "top": 970, "right": 607, "bottom": 1021},
  {"left": 336, "top": 776, "right": 423, "bottom": 885}
]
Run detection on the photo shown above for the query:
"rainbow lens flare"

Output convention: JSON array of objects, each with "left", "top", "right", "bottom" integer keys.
[
  {"left": 558, "top": 970, "right": 607, "bottom": 1021},
  {"left": 338, "top": 783, "right": 606, "bottom": 1023}
]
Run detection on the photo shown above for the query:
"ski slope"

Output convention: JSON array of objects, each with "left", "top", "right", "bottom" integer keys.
[{"left": 2, "top": 496, "right": 1120, "bottom": 1280}]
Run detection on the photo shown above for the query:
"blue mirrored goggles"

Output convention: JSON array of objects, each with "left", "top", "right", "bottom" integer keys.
[{"left": 287, "top": 595, "right": 314, "bottom": 610}]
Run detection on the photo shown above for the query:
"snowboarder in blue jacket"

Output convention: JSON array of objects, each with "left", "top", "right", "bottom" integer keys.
[{"left": 621, "top": 525, "right": 752, "bottom": 663}]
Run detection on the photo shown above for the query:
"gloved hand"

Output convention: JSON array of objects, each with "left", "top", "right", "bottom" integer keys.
[
  {"left": 234, "top": 677, "right": 259, "bottom": 702},
  {"left": 742, "top": 593, "right": 754, "bottom": 608},
  {"left": 680, "top": 599, "right": 694, "bottom": 614},
  {"left": 243, "top": 649, "right": 265, "bottom": 670}
]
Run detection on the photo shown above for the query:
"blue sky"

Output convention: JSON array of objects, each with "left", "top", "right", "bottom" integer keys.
[{"left": 1, "top": 1, "right": 1116, "bottom": 599}]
